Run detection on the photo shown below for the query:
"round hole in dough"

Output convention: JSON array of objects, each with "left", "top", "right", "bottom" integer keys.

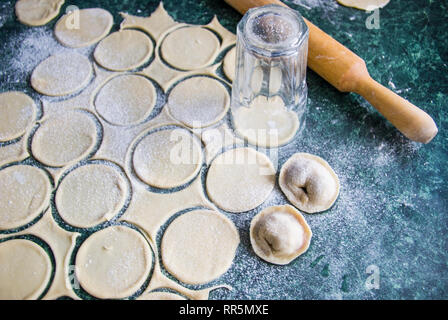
[
  {"left": 0, "top": 239, "right": 52, "bottom": 299},
  {"left": 55, "top": 163, "right": 129, "bottom": 229},
  {"left": 31, "top": 110, "right": 99, "bottom": 167},
  {"left": 94, "top": 30, "right": 154, "bottom": 72},
  {"left": 250, "top": 204, "right": 312, "bottom": 265},
  {"left": 94, "top": 74, "right": 157, "bottom": 126},
  {"left": 337, "top": 0, "right": 390, "bottom": 11},
  {"left": 138, "top": 291, "right": 186, "bottom": 300},
  {"left": 15, "top": 0, "right": 65, "bottom": 27},
  {"left": 31, "top": 52, "right": 92, "bottom": 97},
  {"left": 75, "top": 225, "right": 152, "bottom": 299},
  {"left": 54, "top": 8, "right": 113, "bottom": 48},
  {"left": 0, "top": 91, "right": 36, "bottom": 142},
  {"left": 161, "top": 209, "right": 239, "bottom": 285},
  {"left": 206, "top": 147, "right": 276, "bottom": 213},
  {"left": 0, "top": 165, "right": 51, "bottom": 230},
  {"left": 132, "top": 128, "right": 202, "bottom": 189},
  {"left": 167, "top": 76, "right": 230, "bottom": 128},
  {"left": 223, "top": 46, "right": 235, "bottom": 82},
  {"left": 161, "top": 26, "right": 220, "bottom": 70},
  {"left": 279, "top": 153, "right": 340, "bottom": 213}
]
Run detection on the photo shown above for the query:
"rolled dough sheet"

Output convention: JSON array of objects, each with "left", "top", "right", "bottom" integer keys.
[
  {"left": 15, "top": 0, "right": 65, "bottom": 26},
  {"left": 337, "top": 0, "right": 390, "bottom": 10},
  {"left": 223, "top": 46, "right": 235, "bottom": 82},
  {"left": 0, "top": 91, "right": 36, "bottom": 142}
]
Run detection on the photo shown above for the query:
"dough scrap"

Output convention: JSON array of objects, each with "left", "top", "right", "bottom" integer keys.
[
  {"left": 132, "top": 128, "right": 202, "bottom": 189},
  {"left": 206, "top": 147, "right": 276, "bottom": 213},
  {"left": 94, "top": 74, "right": 156, "bottom": 126},
  {"left": 54, "top": 8, "right": 113, "bottom": 48},
  {"left": 138, "top": 291, "right": 186, "bottom": 300},
  {"left": 0, "top": 165, "right": 51, "bottom": 230},
  {"left": 161, "top": 209, "right": 239, "bottom": 285},
  {"left": 250, "top": 205, "right": 312, "bottom": 265},
  {"left": 233, "top": 95, "right": 300, "bottom": 148},
  {"left": 56, "top": 163, "right": 129, "bottom": 228},
  {"left": 167, "top": 76, "right": 230, "bottom": 128},
  {"left": 337, "top": 0, "right": 390, "bottom": 10},
  {"left": 223, "top": 46, "right": 235, "bottom": 81},
  {"left": 75, "top": 225, "right": 152, "bottom": 299},
  {"left": 94, "top": 30, "right": 153, "bottom": 71},
  {"left": 279, "top": 153, "right": 340, "bottom": 213},
  {"left": 0, "top": 239, "right": 52, "bottom": 299},
  {"left": 0, "top": 91, "right": 36, "bottom": 142},
  {"left": 15, "top": 0, "right": 64, "bottom": 26},
  {"left": 31, "top": 52, "right": 92, "bottom": 96},
  {"left": 31, "top": 110, "right": 99, "bottom": 167},
  {"left": 161, "top": 26, "right": 220, "bottom": 70}
]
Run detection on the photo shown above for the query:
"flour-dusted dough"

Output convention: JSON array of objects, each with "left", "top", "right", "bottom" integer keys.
[
  {"left": 161, "top": 26, "right": 220, "bottom": 70},
  {"left": 94, "top": 30, "right": 154, "bottom": 71},
  {"left": 337, "top": 0, "right": 390, "bottom": 10},
  {"left": 206, "top": 147, "right": 276, "bottom": 213},
  {"left": 161, "top": 209, "right": 239, "bottom": 285},
  {"left": 31, "top": 52, "right": 92, "bottom": 96},
  {"left": 56, "top": 163, "right": 129, "bottom": 228},
  {"left": 223, "top": 46, "right": 235, "bottom": 82},
  {"left": 15, "top": 0, "right": 64, "bottom": 26},
  {"left": 0, "top": 91, "right": 36, "bottom": 142},
  {"left": 250, "top": 205, "right": 312, "bottom": 265},
  {"left": 0, "top": 239, "right": 52, "bottom": 299},
  {"left": 75, "top": 225, "right": 152, "bottom": 299},
  {"left": 279, "top": 153, "right": 340, "bottom": 213},
  {"left": 0, "top": 165, "right": 51, "bottom": 230},
  {"left": 167, "top": 76, "right": 230, "bottom": 128},
  {"left": 233, "top": 95, "right": 300, "bottom": 148},
  {"left": 94, "top": 74, "right": 156, "bottom": 126},
  {"left": 138, "top": 291, "right": 186, "bottom": 300},
  {"left": 31, "top": 110, "right": 99, "bottom": 167},
  {"left": 132, "top": 128, "right": 202, "bottom": 189}
]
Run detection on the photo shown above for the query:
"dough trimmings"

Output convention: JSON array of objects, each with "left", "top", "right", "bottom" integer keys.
[
  {"left": 250, "top": 204, "right": 312, "bottom": 265},
  {"left": 279, "top": 153, "right": 340, "bottom": 213},
  {"left": 161, "top": 209, "right": 240, "bottom": 285},
  {"left": 138, "top": 291, "right": 187, "bottom": 300},
  {"left": 15, "top": 0, "right": 65, "bottom": 27},
  {"left": 0, "top": 91, "right": 36, "bottom": 142}
]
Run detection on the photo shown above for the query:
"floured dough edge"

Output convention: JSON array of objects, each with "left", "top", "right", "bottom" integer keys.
[{"left": 337, "top": 0, "right": 390, "bottom": 11}]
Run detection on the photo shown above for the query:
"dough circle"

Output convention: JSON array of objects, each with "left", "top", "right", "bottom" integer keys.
[
  {"left": 31, "top": 52, "right": 92, "bottom": 96},
  {"left": 0, "top": 165, "right": 51, "bottom": 230},
  {"left": 161, "top": 209, "right": 239, "bottom": 285},
  {"left": 167, "top": 76, "right": 230, "bottom": 128},
  {"left": 31, "top": 110, "right": 99, "bottom": 167},
  {"left": 138, "top": 291, "right": 186, "bottom": 300},
  {"left": 161, "top": 26, "right": 220, "bottom": 70},
  {"left": 132, "top": 128, "right": 202, "bottom": 189},
  {"left": 56, "top": 163, "right": 129, "bottom": 228},
  {"left": 94, "top": 30, "right": 153, "bottom": 71},
  {"left": 75, "top": 225, "right": 152, "bottom": 299},
  {"left": 54, "top": 8, "right": 113, "bottom": 48},
  {"left": 206, "top": 147, "right": 276, "bottom": 213},
  {"left": 279, "top": 153, "right": 340, "bottom": 213},
  {"left": 15, "top": 0, "right": 64, "bottom": 27},
  {"left": 250, "top": 205, "right": 312, "bottom": 265},
  {"left": 0, "top": 91, "right": 36, "bottom": 142},
  {"left": 337, "top": 0, "right": 390, "bottom": 10},
  {"left": 94, "top": 74, "right": 157, "bottom": 126},
  {"left": 223, "top": 47, "right": 236, "bottom": 81},
  {"left": 0, "top": 239, "right": 52, "bottom": 299}
]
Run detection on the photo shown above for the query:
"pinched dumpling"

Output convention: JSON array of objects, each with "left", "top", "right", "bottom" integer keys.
[
  {"left": 279, "top": 153, "right": 340, "bottom": 213},
  {"left": 250, "top": 205, "right": 312, "bottom": 265}
]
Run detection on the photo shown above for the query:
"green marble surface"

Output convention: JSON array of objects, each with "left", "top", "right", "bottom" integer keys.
[{"left": 0, "top": 0, "right": 447, "bottom": 300}]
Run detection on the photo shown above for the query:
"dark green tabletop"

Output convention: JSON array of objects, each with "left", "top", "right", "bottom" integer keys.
[{"left": 0, "top": 0, "right": 447, "bottom": 300}]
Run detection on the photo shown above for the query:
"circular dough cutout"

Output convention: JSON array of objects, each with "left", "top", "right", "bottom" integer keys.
[
  {"left": 161, "top": 26, "right": 220, "bottom": 70},
  {"left": 223, "top": 47, "right": 236, "bottom": 81},
  {"left": 31, "top": 52, "right": 92, "bottom": 96},
  {"left": 161, "top": 209, "right": 239, "bottom": 285},
  {"left": 15, "top": 0, "right": 64, "bottom": 27},
  {"left": 337, "top": 0, "right": 390, "bottom": 11},
  {"left": 54, "top": 8, "right": 113, "bottom": 48},
  {"left": 95, "top": 74, "right": 157, "bottom": 126},
  {"left": 279, "top": 153, "right": 340, "bottom": 213},
  {"left": 0, "top": 91, "right": 36, "bottom": 142},
  {"left": 250, "top": 205, "right": 312, "bottom": 265},
  {"left": 206, "top": 147, "right": 276, "bottom": 213},
  {"left": 94, "top": 30, "right": 153, "bottom": 71},
  {"left": 0, "top": 165, "right": 51, "bottom": 230},
  {"left": 75, "top": 225, "right": 152, "bottom": 299},
  {"left": 138, "top": 291, "right": 186, "bottom": 300},
  {"left": 167, "top": 76, "right": 230, "bottom": 128},
  {"left": 0, "top": 239, "right": 51, "bottom": 299},
  {"left": 132, "top": 128, "right": 202, "bottom": 189},
  {"left": 31, "top": 110, "right": 99, "bottom": 167},
  {"left": 56, "top": 163, "right": 129, "bottom": 228}
]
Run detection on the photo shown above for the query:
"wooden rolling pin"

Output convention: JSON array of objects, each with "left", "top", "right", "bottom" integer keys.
[{"left": 225, "top": 0, "right": 438, "bottom": 143}]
